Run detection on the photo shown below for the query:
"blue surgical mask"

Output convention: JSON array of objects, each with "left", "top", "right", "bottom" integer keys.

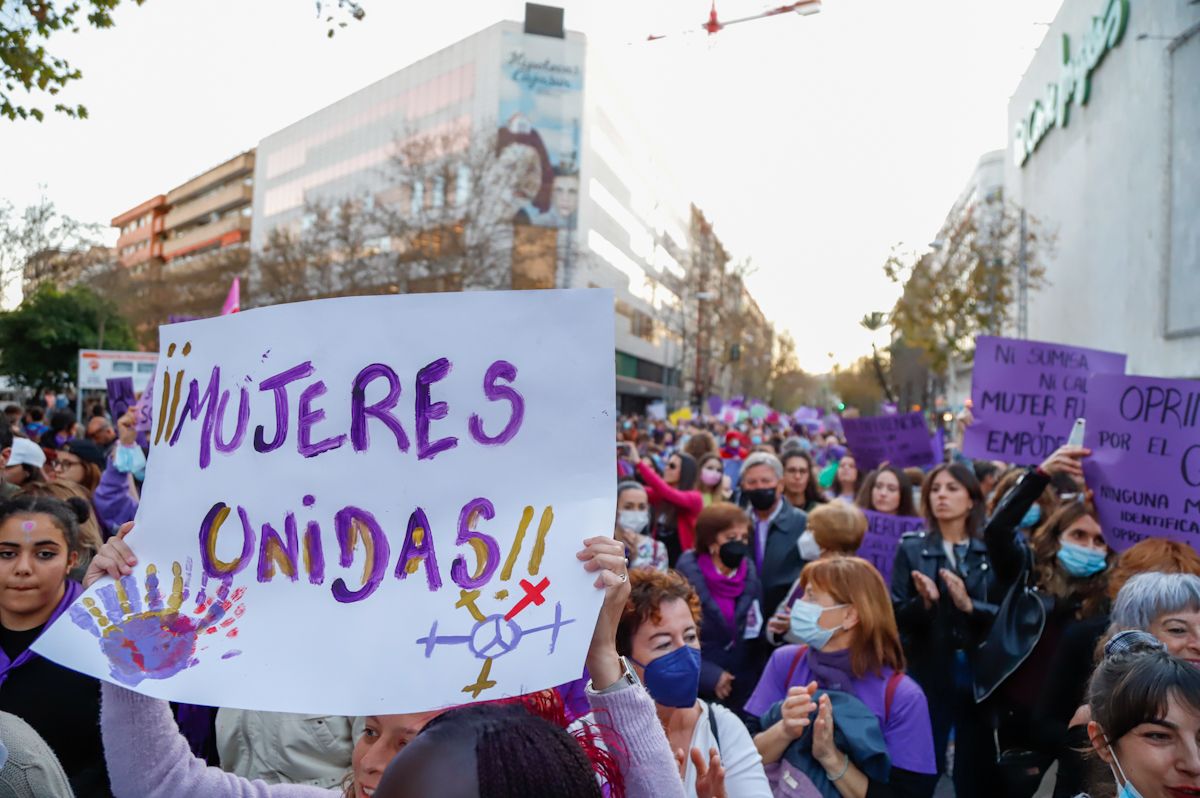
[
  {"left": 1057, "top": 540, "right": 1108, "bottom": 578},
  {"left": 789, "top": 600, "right": 847, "bottom": 650},
  {"left": 635, "top": 645, "right": 701, "bottom": 708},
  {"left": 751, "top": 435, "right": 763, "bottom": 445},
  {"left": 1019, "top": 504, "right": 1042, "bottom": 529}
]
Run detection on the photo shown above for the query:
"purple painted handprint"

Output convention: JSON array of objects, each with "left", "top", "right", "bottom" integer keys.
[{"left": 70, "top": 561, "right": 245, "bottom": 686}]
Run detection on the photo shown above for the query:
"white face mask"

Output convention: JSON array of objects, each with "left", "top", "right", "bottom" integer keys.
[
  {"left": 617, "top": 509, "right": 649, "bottom": 535},
  {"left": 798, "top": 529, "right": 822, "bottom": 561}
]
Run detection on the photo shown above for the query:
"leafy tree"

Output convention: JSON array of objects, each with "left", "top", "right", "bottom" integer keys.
[
  {"left": 2, "top": 0, "right": 364, "bottom": 122},
  {"left": 0, "top": 284, "right": 135, "bottom": 391},
  {"left": 830, "top": 356, "right": 884, "bottom": 416},
  {"left": 884, "top": 197, "right": 1050, "bottom": 376}
]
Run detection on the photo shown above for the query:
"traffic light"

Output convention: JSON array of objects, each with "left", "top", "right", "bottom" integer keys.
[{"left": 836, "top": 401, "right": 846, "bottom": 411}]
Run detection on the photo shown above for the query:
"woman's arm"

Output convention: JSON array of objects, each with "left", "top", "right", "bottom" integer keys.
[
  {"left": 93, "top": 459, "right": 139, "bottom": 536},
  {"left": 636, "top": 461, "right": 703, "bottom": 516},
  {"left": 102, "top": 683, "right": 332, "bottom": 798},
  {"left": 581, "top": 535, "right": 687, "bottom": 798},
  {"left": 983, "top": 468, "right": 1047, "bottom": 586},
  {"left": 889, "top": 543, "right": 933, "bottom": 632},
  {"left": 586, "top": 683, "right": 687, "bottom": 798}
]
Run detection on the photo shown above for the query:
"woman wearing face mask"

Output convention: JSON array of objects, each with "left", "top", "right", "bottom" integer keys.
[
  {"left": 1083, "top": 631, "right": 1200, "bottom": 798},
  {"left": 780, "top": 450, "right": 826, "bottom": 513},
  {"left": 855, "top": 466, "right": 916, "bottom": 518},
  {"left": 745, "top": 557, "right": 938, "bottom": 798},
  {"left": 828, "top": 455, "right": 862, "bottom": 504},
  {"left": 675, "top": 503, "right": 763, "bottom": 714},
  {"left": 625, "top": 449, "right": 702, "bottom": 567},
  {"left": 617, "top": 569, "right": 772, "bottom": 797},
  {"left": 972, "top": 445, "right": 1114, "bottom": 798},
  {"left": 697, "top": 454, "right": 726, "bottom": 508},
  {"left": 616, "top": 481, "right": 667, "bottom": 571},
  {"left": 888, "top": 463, "right": 996, "bottom": 797},
  {"left": 0, "top": 496, "right": 110, "bottom": 796},
  {"left": 765, "top": 502, "right": 869, "bottom": 645}
]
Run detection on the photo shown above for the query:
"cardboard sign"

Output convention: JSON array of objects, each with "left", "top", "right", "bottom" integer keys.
[
  {"left": 857, "top": 511, "right": 925, "bottom": 583},
  {"left": 1083, "top": 373, "right": 1200, "bottom": 553},
  {"left": 36, "top": 290, "right": 616, "bottom": 714},
  {"left": 842, "top": 412, "right": 936, "bottom": 471},
  {"left": 963, "top": 335, "right": 1126, "bottom": 464},
  {"left": 106, "top": 377, "right": 136, "bottom": 422}
]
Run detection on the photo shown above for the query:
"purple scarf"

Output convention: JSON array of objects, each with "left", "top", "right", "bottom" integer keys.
[
  {"left": 807, "top": 646, "right": 856, "bottom": 692},
  {"left": 697, "top": 552, "right": 747, "bottom": 630},
  {"left": 0, "top": 578, "right": 82, "bottom": 686}
]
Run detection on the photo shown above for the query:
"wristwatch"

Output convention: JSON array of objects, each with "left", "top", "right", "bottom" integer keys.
[{"left": 589, "top": 656, "right": 642, "bottom": 695}]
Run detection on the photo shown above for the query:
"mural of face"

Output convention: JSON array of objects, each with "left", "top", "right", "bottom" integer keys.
[{"left": 552, "top": 174, "right": 579, "bottom": 219}]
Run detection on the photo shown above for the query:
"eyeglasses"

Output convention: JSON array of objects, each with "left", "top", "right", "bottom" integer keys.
[{"left": 51, "top": 458, "right": 83, "bottom": 471}]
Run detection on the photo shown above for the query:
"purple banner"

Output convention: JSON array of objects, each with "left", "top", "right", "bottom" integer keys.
[
  {"left": 963, "top": 335, "right": 1126, "bottom": 465},
  {"left": 841, "top": 411, "right": 936, "bottom": 471},
  {"left": 857, "top": 511, "right": 925, "bottom": 583},
  {"left": 707, "top": 395, "right": 723, "bottom": 416},
  {"left": 1082, "top": 373, "right": 1200, "bottom": 553},
  {"left": 105, "top": 377, "right": 136, "bottom": 422}
]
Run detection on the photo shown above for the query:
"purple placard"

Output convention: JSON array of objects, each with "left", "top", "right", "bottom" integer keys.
[
  {"left": 963, "top": 335, "right": 1126, "bottom": 465},
  {"left": 707, "top": 395, "right": 723, "bottom": 416},
  {"left": 1082, "top": 373, "right": 1200, "bottom": 553},
  {"left": 135, "top": 366, "right": 157, "bottom": 435},
  {"left": 105, "top": 377, "right": 136, "bottom": 421},
  {"left": 931, "top": 426, "right": 946, "bottom": 465},
  {"left": 857, "top": 511, "right": 925, "bottom": 583},
  {"left": 841, "top": 411, "right": 936, "bottom": 471}
]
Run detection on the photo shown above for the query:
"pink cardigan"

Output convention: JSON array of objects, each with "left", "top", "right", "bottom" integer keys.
[
  {"left": 637, "top": 461, "right": 704, "bottom": 551},
  {"left": 101, "top": 680, "right": 685, "bottom": 798}
]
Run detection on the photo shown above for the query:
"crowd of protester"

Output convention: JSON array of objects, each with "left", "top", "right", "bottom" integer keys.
[{"left": 1, "top": 397, "right": 1198, "bottom": 798}]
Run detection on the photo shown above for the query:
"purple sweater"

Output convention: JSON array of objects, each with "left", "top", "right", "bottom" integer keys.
[
  {"left": 102, "top": 681, "right": 684, "bottom": 798},
  {"left": 94, "top": 461, "right": 138, "bottom": 537}
]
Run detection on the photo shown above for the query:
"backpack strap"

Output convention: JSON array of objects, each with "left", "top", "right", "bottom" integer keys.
[
  {"left": 705, "top": 701, "right": 721, "bottom": 752},
  {"left": 784, "top": 645, "right": 809, "bottom": 686},
  {"left": 884, "top": 671, "right": 904, "bottom": 724}
]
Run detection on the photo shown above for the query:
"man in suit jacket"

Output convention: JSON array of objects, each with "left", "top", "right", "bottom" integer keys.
[{"left": 739, "top": 452, "right": 809, "bottom": 620}]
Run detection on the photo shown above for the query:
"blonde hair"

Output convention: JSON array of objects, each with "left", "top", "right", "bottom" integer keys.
[{"left": 808, "top": 502, "right": 867, "bottom": 555}]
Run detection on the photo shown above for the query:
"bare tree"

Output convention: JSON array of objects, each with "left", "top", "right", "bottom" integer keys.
[{"left": 0, "top": 194, "right": 106, "bottom": 301}]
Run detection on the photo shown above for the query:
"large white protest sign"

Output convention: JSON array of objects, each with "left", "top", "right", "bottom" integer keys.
[{"left": 35, "top": 290, "right": 616, "bottom": 715}]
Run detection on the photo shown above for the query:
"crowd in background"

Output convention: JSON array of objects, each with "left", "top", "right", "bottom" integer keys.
[{"left": 0, "top": 398, "right": 1197, "bottom": 798}]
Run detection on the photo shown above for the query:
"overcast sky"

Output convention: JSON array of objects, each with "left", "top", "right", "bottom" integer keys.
[{"left": 0, "top": 0, "right": 1063, "bottom": 371}]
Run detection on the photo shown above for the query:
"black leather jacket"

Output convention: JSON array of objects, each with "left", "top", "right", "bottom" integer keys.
[
  {"left": 973, "top": 468, "right": 1053, "bottom": 702},
  {"left": 890, "top": 528, "right": 998, "bottom": 692}
]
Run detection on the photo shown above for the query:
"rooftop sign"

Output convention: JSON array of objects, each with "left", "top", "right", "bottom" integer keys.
[{"left": 1013, "top": 0, "right": 1129, "bottom": 167}]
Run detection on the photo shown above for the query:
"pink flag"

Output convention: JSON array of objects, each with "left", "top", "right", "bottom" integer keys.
[{"left": 221, "top": 277, "right": 240, "bottom": 315}]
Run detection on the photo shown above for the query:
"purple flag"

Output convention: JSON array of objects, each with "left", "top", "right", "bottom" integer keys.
[
  {"left": 857, "top": 511, "right": 925, "bottom": 583},
  {"left": 963, "top": 335, "right": 1126, "bottom": 465},
  {"left": 106, "top": 377, "right": 136, "bottom": 422},
  {"left": 1082, "top": 373, "right": 1200, "bottom": 553},
  {"left": 707, "top": 395, "right": 723, "bottom": 416},
  {"left": 842, "top": 411, "right": 936, "bottom": 471}
]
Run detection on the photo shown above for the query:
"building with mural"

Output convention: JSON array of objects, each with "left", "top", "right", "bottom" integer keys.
[
  {"left": 1005, "top": 0, "right": 1199, "bottom": 377},
  {"left": 247, "top": 5, "right": 727, "bottom": 412}
]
